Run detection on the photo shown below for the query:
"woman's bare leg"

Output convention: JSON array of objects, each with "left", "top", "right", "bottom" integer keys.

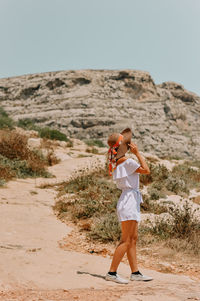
[
  {"left": 109, "top": 220, "right": 135, "bottom": 272},
  {"left": 126, "top": 221, "right": 138, "bottom": 273}
]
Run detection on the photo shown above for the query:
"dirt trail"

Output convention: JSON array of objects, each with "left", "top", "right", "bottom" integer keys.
[{"left": 0, "top": 155, "right": 199, "bottom": 301}]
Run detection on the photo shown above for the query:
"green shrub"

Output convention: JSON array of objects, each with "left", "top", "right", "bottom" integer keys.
[
  {"left": 0, "top": 130, "right": 52, "bottom": 181},
  {"left": 0, "top": 107, "right": 14, "bottom": 129},
  {"left": 53, "top": 159, "right": 200, "bottom": 251},
  {"left": 141, "top": 162, "right": 200, "bottom": 199},
  {"left": 38, "top": 127, "right": 69, "bottom": 142},
  {"left": 86, "top": 147, "right": 99, "bottom": 154},
  {"left": 62, "top": 170, "right": 98, "bottom": 193},
  {"left": 141, "top": 194, "right": 167, "bottom": 214},
  {"left": 165, "top": 175, "right": 189, "bottom": 195},
  {"left": 71, "top": 198, "right": 101, "bottom": 220},
  {"left": 17, "top": 118, "right": 39, "bottom": 131},
  {"left": 168, "top": 201, "right": 200, "bottom": 239},
  {"left": 140, "top": 200, "right": 200, "bottom": 254},
  {"left": 171, "top": 163, "right": 200, "bottom": 190},
  {"left": 0, "top": 154, "right": 50, "bottom": 179},
  {"left": 88, "top": 212, "right": 121, "bottom": 242},
  {"left": 85, "top": 139, "right": 105, "bottom": 147},
  {"left": 147, "top": 181, "right": 167, "bottom": 200},
  {"left": 140, "top": 163, "right": 169, "bottom": 185},
  {"left": 0, "top": 179, "right": 6, "bottom": 186},
  {"left": 148, "top": 187, "right": 166, "bottom": 200},
  {"left": 53, "top": 165, "right": 121, "bottom": 241},
  {"left": 17, "top": 118, "right": 70, "bottom": 142}
]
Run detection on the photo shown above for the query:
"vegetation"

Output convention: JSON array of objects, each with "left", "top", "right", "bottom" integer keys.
[
  {"left": 140, "top": 201, "right": 200, "bottom": 255},
  {"left": 0, "top": 108, "right": 72, "bottom": 143},
  {"left": 38, "top": 127, "right": 69, "bottom": 141},
  {"left": 140, "top": 194, "right": 167, "bottom": 214},
  {"left": 86, "top": 147, "right": 99, "bottom": 154},
  {"left": 0, "top": 107, "right": 14, "bottom": 129},
  {"left": 141, "top": 161, "right": 200, "bottom": 198},
  {"left": 17, "top": 118, "right": 39, "bottom": 131},
  {"left": 17, "top": 118, "right": 70, "bottom": 142},
  {"left": 1, "top": 107, "right": 199, "bottom": 255},
  {"left": 54, "top": 164, "right": 121, "bottom": 242},
  {"left": 0, "top": 130, "right": 52, "bottom": 184},
  {"left": 54, "top": 159, "right": 200, "bottom": 255},
  {"left": 84, "top": 139, "right": 105, "bottom": 148}
]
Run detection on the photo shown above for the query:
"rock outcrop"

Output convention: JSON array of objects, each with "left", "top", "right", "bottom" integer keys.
[{"left": 0, "top": 69, "right": 200, "bottom": 159}]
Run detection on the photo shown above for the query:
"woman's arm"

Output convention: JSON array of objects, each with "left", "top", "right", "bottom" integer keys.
[{"left": 128, "top": 142, "right": 150, "bottom": 174}]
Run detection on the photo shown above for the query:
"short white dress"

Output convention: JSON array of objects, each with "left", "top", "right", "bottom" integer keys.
[{"left": 113, "top": 158, "right": 143, "bottom": 222}]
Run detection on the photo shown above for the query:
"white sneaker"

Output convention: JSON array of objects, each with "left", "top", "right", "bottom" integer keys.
[
  {"left": 130, "top": 272, "right": 153, "bottom": 281},
  {"left": 105, "top": 272, "right": 129, "bottom": 284}
]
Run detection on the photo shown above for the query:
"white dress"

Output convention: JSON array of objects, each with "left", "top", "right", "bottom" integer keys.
[{"left": 113, "top": 158, "right": 143, "bottom": 222}]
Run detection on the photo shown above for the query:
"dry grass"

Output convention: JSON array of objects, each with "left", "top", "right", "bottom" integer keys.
[
  {"left": 0, "top": 130, "right": 45, "bottom": 169},
  {"left": 53, "top": 160, "right": 200, "bottom": 256},
  {"left": 0, "top": 129, "right": 52, "bottom": 182},
  {"left": 0, "top": 107, "right": 14, "bottom": 129},
  {"left": 84, "top": 139, "right": 105, "bottom": 147},
  {"left": 53, "top": 163, "right": 122, "bottom": 242},
  {"left": 45, "top": 149, "right": 60, "bottom": 166},
  {"left": 86, "top": 147, "right": 99, "bottom": 154},
  {"left": 141, "top": 161, "right": 200, "bottom": 198},
  {"left": 193, "top": 195, "right": 200, "bottom": 205},
  {"left": 0, "top": 165, "right": 15, "bottom": 181},
  {"left": 140, "top": 194, "right": 168, "bottom": 214},
  {"left": 140, "top": 201, "right": 200, "bottom": 255}
]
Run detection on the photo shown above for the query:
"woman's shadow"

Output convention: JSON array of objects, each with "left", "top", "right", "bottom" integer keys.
[{"left": 77, "top": 270, "right": 105, "bottom": 280}]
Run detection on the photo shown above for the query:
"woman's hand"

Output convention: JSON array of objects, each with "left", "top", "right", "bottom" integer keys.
[
  {"left": 128, "top": 142, "right": 150, "bottom": 174},
  {"left": 128, "top": 142, "right": 139, "bottom": 155}
]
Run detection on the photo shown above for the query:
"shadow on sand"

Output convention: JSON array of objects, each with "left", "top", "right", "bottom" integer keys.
[{"left": 77, "top": 270, "right": 106, "bottom": 280}]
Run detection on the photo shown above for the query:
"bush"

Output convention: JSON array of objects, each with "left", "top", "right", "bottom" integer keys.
[
  {"left": 0, "top": 179, "right": 6, "bottom": 186},
  {"left": 0, "top": 130, "right": 51, "bottom": 181},
  {"left": 171, "top": 163, "right": 200, "bottom": 190},
  {"left": 147, "top": 181, "right": 167, "bottom": 200},
  {"left": 88, "top": 213, "right": 121, "bottom": 243},
  {"left": 165, "top": 175, "right": 189, "bottom": 195},
  {"left": 0, "top": 107, "right": 14, "bottom": 129},
  {"left": 140, "top": 200, "right": 200, "bottom": 255},
  {"left": 0, "top": 154, "right": 50, "bottom": 179},
  {"left": 17, "top": 118, "right": 39, "bottom": 131},
  {"left": 141, "top": 162, "right": 200, "bottom": 199},
  {"left": 71, "top": 198, "right": 101, "bottom": 220},
  {"left": 140, "top": 163, "right": 169, "bottom": 185},
  {"left": 54, "top": 158, "right": 200, "bottom": 251},
  {"left": 168, "top": 201, "right": 199, "bottom": 239},
  {"left": 53, "top": 164, "right": 122, "bottom": 242},
  {"left": 0, "top": 158, "right": 15, "bottom": 180},
  {"left": 17, "top": 118, "right": 70, "bottom": 142},
  {"left": 141, "top": 194, "right": 167, "bottom": 214},
  {"left": 85, "top": 139, "right": 105, "bottom": 148},
  {"left": 38, "top": 127, "right": 69, "bottom": 142},
  {"left": 86, "top": 147, "right": 99, "bottom": 154}
]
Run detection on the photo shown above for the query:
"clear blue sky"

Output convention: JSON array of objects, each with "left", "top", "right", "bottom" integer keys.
[{"left": 0, "top": 0, "right": 200, "bottom": 95}]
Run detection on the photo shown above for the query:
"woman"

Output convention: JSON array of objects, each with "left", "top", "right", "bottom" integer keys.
[{"left": 105, "top": 128, "right": 153, "bottom": 284}]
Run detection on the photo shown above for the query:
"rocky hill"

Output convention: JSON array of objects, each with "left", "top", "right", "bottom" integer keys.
[{"left": 0, "top": 69, "right": 199, "bottom": 159}]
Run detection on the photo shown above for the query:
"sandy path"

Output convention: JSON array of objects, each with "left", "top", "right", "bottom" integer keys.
[{"left": 0, "top": 155, "right": 199, "bottom": 301}]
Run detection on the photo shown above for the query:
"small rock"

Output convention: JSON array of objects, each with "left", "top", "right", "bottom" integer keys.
[{"left": 28, "top": 138, "right": 42, "bottom": 149}]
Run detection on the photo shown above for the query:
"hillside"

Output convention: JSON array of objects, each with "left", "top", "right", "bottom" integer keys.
[
  {"left": 0, "top": 133, "right": 199, "bottom": 300},
  {"left": 0, "top": 69, "right": 200, "bottom": 159}
]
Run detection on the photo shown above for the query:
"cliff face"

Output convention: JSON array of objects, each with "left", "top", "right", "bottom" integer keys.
[{"left": 0, "top": 69, "right": 199, "bottom": 159}]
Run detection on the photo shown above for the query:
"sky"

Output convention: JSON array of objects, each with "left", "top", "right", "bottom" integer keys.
[{"left": 0, "top": 0, "right": 200, "bottom": 95}]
